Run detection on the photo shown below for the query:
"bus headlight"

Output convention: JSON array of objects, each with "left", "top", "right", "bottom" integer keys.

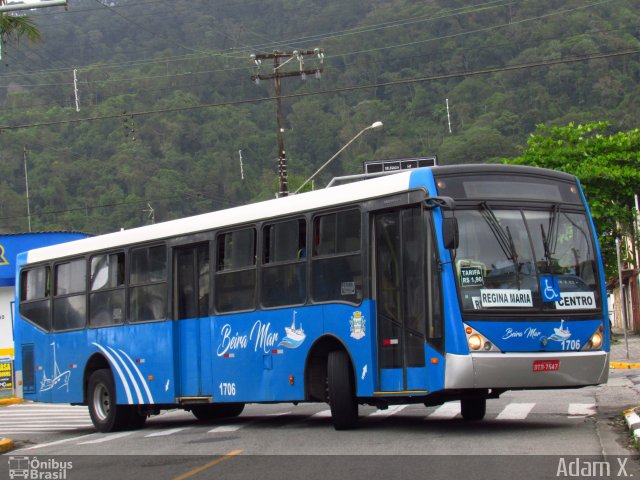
[
  {"left": 468, "top": 334, "right": 482, "bottom": 351},
  {"left": 589, "top": 331, "right": 603, "bottom": 349},
  {"left": 582, "top": 324, "right": 604, "bottom": 350},
  {"left": 464, "top": 324, "right": 501, "bottom": 353}
]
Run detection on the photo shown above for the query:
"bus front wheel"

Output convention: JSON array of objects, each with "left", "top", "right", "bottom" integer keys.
[
  {"left": 87, "top": 369, "right": 134, "bottom": 432},
  {"left": 461, "top": 398, "right": 486, "bottom": 421},
  {"left": 327, "top": 350, "right": 358, "bottom": 430}
]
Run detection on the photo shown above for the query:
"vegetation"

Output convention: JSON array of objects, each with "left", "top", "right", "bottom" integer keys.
[
  {"left": 0, "top": 0, "right": 638, "bottom": 242},
  {"left": 0, "top": 8, "right": 41, "bottom": 45},
  {"left": 504, "top": 122, "right": 640, "bottom": 278}
]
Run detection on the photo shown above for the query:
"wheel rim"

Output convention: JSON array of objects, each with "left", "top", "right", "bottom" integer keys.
[{"left": 92, "top": 383, "right": 110, "bottom": 422}]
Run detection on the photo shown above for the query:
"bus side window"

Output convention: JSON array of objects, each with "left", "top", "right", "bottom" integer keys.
[
  {"left": 311, "top": 209, "right": 362, "bottom": 304},
  {"left": 89, "top": 252, "right": 125, "bottom": 327},
  {"left": 129, "top": 245, "right": 167, "bottom": 322},
  {"left": 261, "top": 219, "right": 307, "bottom": 308},
  {"left": 215, "top": 228, "right": 256, "bottom": 313},
  {"left": 53, "top": 258, "right": 87, "bottom": 331},
  {"left": 20, "top": 266, "right": 52, "bottom": 331}
]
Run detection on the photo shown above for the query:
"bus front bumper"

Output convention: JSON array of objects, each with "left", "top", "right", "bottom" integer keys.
[{"left": 444, "top": 351, "right": 609, "bottom": 389}]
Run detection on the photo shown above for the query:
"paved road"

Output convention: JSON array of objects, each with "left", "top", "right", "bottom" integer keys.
[
  {"left": 1, "top": 373, "right": 639, "bottom": 480},
  {"left": 2, "top": 331, "right": 639, "bottom": 479}
]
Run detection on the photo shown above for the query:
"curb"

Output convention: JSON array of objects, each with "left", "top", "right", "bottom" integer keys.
[
  {"left": 0, "top": 437, "right": 15, "bottom": 453},
  {"left": 0, "top": 397, "right": 24, "bottom": 406},
  {"left": 611, "top": 362, "right": 640, "bottom": 369},
  {"left": 624, "top": 408, "right": 640, "bottom": 444}
]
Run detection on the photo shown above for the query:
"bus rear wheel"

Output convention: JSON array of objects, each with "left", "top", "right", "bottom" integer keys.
[
  {"left": 191, "top": 403, "right": 245, "bottom": 421},
  {"left": 327, "top": 350, "right": 358, "bottom": 430},
  {"left": 87, "top": 369, "right": 133, "bottom": 432},
  {"left": 461, "top": 398, "right": 486, "bottom": 421}
]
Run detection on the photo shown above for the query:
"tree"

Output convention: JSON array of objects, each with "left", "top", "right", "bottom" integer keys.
[
  {"left": 0, "top": 8, "right": 41, "bottom": 47},
  {"left": 504, "top": 122, "right": 640, "bottom": 278}
]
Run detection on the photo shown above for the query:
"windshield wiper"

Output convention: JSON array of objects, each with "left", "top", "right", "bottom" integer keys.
[
  {"left": 540, "top": 204, "right": 560, "bottom": 272},
  {"left": 480, "top": 202, "right": 520, "bottom": 286}
]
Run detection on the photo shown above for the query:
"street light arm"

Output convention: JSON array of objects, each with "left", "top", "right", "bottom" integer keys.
[{"left": 294, "top": 121, "right": 383, "bottom": 194}]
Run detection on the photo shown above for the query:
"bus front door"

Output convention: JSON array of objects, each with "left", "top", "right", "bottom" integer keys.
[
  {"left": 374, "top": 207, "right": 428, "bottom": 393},
  {"left": 173, "top": 243, "right": 211, "bottom": 399}
]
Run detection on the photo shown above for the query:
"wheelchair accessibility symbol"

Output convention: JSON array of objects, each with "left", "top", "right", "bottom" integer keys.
[{"left": 540, "top": 275, "right": 560, "bottom": 302}]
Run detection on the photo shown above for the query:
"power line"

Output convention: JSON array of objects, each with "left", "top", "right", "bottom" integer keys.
[
  {"left": 0, "top": 0, "right": 551, "bottom": 81},
  {"left": 328, "top": 0, "right": 619, "bottom": 59},
  {"left": 3, "top": 19, "right": 637, "bottom": 93},
  {"left": 1, "top": 48, "right": 637, "bottom": 132},
  {"left": 0, "top": 192, "right": 239, "bottom": 223},
  {"left": 89, "top": 0, "right": 213, "bottom": 55}
]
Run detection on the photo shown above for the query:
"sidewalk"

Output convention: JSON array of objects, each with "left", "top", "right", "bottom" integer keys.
[
  {"left": 609, "top": 327, "right": 640, "bottom": 447},
  {"left": 610, "top": 327, "right": 640, "bottom": 368}
]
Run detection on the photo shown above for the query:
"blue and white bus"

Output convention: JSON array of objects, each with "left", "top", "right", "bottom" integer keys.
[{"left": 14, "top": 164, "right": 609, "bottom": 431}]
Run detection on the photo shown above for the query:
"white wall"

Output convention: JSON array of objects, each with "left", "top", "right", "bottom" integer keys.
[{"left": 0, "top": 287, "right": 14, "bottom": 358}]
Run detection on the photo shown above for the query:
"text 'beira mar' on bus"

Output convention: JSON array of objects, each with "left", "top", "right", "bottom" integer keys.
[{"left": 14, "top": 164, "right": 608, "bottom": 431}]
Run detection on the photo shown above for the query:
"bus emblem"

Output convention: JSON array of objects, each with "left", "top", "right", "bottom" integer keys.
[
  {"left": 40, "top": 342, "right": 71, "bottom": 392},
  {"left": 278, "top": 311, "right": 306, "bottom": 348},
  {"left": 549, "top": 320, "right": 572, "bottom": 342},
  {"left": 350, "top": 311, "right": 366, "bottom": 340}
]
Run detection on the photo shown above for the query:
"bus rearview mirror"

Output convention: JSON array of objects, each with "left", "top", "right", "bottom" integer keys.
[{"left": 442, "top": 217, "right": 459, "bottom": 250}]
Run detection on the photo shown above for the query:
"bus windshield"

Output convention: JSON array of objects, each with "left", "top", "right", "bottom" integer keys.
[{"left": 454, "top": 206, "right": 600, "bottom": 313}]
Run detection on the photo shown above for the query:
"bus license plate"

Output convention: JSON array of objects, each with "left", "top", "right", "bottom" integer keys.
[{"left": 532, "top": 360, "right": 560, "bottom": 372}]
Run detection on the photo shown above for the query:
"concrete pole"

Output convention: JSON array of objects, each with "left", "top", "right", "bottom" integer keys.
[{"left": 616, "top": 237, "right": 629, "bottom": 359}]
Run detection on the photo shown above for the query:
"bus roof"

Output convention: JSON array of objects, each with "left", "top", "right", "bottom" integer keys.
[{"left": 24, "top": 169, "right": 416, "bottom": 264}]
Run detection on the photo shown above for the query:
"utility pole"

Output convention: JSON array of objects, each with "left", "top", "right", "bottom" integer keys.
[
  {"left": 251, "top": 49, "right": 324, "bottom": 197},
  {"left": 23, "top": 145, "right": 31, "bottom": 232}
]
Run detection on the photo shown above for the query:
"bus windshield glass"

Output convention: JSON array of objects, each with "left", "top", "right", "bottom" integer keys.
[{"left": 454, "top": 206, "right": 599, "bottom": 313}]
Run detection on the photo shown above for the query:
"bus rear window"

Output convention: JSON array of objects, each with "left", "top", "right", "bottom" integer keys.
[
  {"left": 20, "top": 266, "right": 51, "bottom": 331},
  {"left": 21, "top": 266, "right": 50, "bottom": 301}
]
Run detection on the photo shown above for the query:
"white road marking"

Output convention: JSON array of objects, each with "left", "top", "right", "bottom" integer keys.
[
  {"left": 208, "top": 425, "right": 244, "bottom": 433},
  {"left": 368, "top": 405, "right": 408, "bottom": 417},
  {"left": 145, "top": 427, "right": 189, "bottom": 437},
  {"left": 568, "top": 403, "right": 597, "bottom": 417},
  {"left": 78, "top": 431, "right": 134, "bottom": 444},
  {"left": 428, "top": 402, "right": 460, "bottom": 419},
  {"left": 496, "top": 403, "right": 535, "bottom": 420}
]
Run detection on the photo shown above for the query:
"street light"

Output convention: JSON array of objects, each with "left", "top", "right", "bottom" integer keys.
[{"left": 294, "top": 121, "right": 383, "bottom": 194}]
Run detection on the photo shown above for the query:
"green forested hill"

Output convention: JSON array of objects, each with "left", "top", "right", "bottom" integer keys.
[{"left": 1, "top": 0, "right": 638, "bottom": 233}]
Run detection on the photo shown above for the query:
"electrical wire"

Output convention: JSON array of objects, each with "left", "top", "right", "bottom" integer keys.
[{"left": 1, "top": 48, "right": 637, "bottom": 132}]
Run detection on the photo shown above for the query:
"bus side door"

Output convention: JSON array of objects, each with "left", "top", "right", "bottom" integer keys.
[
  {"left": 373, "top": 206, "right": 429, "bottom": 392},
  {"left": 173, "top": 242, "right": 211, "bottom": 398}
]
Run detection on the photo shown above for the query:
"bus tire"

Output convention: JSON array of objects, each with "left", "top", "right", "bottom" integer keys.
[
  {"left": 87, "top": 369, "right": 131, "bottom": 432},
  {"left": 327, "top": 350, "right": 358, "bottom": 430},
  {"left": 191, "top": 403, "right": 245, "bottom": 421},
  {"left": 461, "top": 398, "right": 486, "bottom": 421}
]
